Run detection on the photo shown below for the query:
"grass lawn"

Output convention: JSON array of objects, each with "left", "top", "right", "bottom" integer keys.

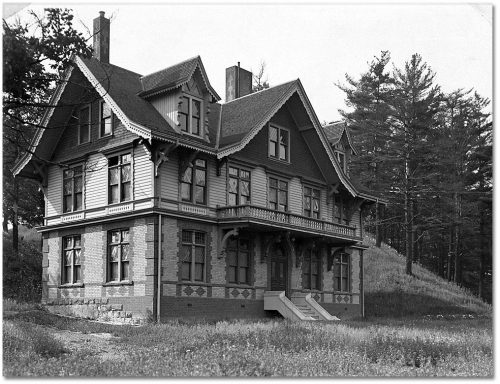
[{"left": 3, "top": 304, "right": 492, "bottom": 377}]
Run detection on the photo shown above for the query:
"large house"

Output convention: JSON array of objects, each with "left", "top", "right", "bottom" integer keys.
[{"left": 13, "top": 12, "right": 382, "bottom": 323}]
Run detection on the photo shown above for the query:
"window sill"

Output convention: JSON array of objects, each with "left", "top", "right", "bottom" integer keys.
[
  {"left": 97, "top": 133, "right": 114, "bottom": 141},
  {"left": 268, "top": 156, "right": 290, "bottom": 165},
  {"left": 59, "top": 283, "right": 84, "bottom": 289},
  {"left": 103, "top": 281, "right": 134, "bottom": 287}
]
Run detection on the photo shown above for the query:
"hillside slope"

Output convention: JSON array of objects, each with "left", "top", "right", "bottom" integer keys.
[{"left": 363, "top": 235, "right": 491, "bottom": 318}]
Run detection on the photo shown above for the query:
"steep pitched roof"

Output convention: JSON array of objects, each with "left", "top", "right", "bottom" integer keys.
[
  {"left": 322, "top": 120, "right": 358, "bottom": 155},
  {"left": 219, "top": 80, "right": 297, "bottom": 147},
  {"left": 139, "top": 56, "right": 221, "bottom": 100}
]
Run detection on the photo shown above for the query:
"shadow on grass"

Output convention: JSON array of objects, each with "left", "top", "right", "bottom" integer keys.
[{"left": 365, "top": 291, "right": 481, "bottom": 318}]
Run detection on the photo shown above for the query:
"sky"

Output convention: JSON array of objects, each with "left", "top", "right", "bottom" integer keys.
[{"left": 3, "top": 2, "right": 493, "bottom": 124}]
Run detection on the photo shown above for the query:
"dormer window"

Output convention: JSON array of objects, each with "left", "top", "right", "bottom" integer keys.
[
  {"left": 179, "top": 96, "right": 202, "bottom": 136},
  {"left": 336, "top": 151, "right": 346, "bottom": 172}
]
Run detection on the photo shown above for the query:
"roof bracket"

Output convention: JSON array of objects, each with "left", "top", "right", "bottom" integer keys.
[
  {"left": 216, "top": 157, "right": 228, "bottom": 176},
  {"left": 153, "top": 142, "right": 178, "bottom": 177},
  {"left": 32, "top": 160, "right": 48, "bottom": 188}
]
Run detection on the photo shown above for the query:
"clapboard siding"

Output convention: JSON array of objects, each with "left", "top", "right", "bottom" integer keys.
[
  {"left": 160, "top": 150, "right": 179, "bottom": 202},
  {"left": 208, "top": 158, "right": 226, "bottom": 208},
  {"left": 320, "top": 188, "right": 328, "bottom": 221},
  {"left": 289, "top": 177, "right": 302, "bottom": 215},
  {"left": 46, "top": 165, "right": 62, "bottom": 216},
  {"left": 133, "top": 145, "right": 152, "bottom": 199},
  {"left": 85, "top": 154, "right": 107, "bottom": 209},
  {"left": 325, "top": 193, "right": 333, "bottom": 222},
  {"left": 150, "top": 92, "right": 179, "bottom": 127},
  {"left": 251, "top": 166, "right": 267, "bottom": 207}
]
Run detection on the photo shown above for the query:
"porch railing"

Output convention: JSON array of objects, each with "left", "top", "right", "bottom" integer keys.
[{"left": 217, "top": 205, "right": 358, "bottom": 239}]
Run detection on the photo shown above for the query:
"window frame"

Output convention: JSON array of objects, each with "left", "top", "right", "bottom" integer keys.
[
  {"left": 179, "top": 94, "right": 203, "bottom": 137},
  {"left": 180, "top": 230, "right": 207, "bottom": 282},
  {"left": 227, "top": 165, "right": 251, "bottom": 206},
  {"left": 268, "top": 176, "right": 288, "bottom": 212},
  {"left": 333, "top": 195, "right": 350, "bottom": 226},
  {"left": 303, "top": 186, "right": 320, "bottom": 219},
  {"left": 62, "top": 165, "right": 84, "bottom": 213},
  {"left": 77, "top": 105, "right": 91, "bottom": 145},
  {"left": 181, "top": 158, "right": 207, "bottom": 205},
  {"left": 302, "top": 248, "right": 321, "bottom": 291},
  {"left": 108, "top": 152, "right": 132, "bottom": 205},
  {"left": 335, "top": 150, "right": 346, "bottom": 173},
  {"left": 268, "top": 124, "right": 290, "bottom": 163},
  {"left": 61, "top": 235, "right": 82, "bottom": 285},
  {"left": 99, "top": 100, "right": 113, "bottom": 138},
  {"left": 333, "top": 252, "right": 350, "bottom": 293},
  {"left": 226, "top": 235, "right": 251, "bottom": 285},
  {"left": 107, "top": 228, "right": 130, "bottom": 283}
]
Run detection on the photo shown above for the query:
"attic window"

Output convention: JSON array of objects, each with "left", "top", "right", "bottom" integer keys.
[
  {"left": 335, "top": 151, "right": 346, "bottom": 173},
  {"left": 78, "top": 106, "right": 90, "bottom": 144},
  {"left": 100, "top": 101, "right": 113, "bottom": 137},
  {"left": 269, "top": 125, "right": 289, "bottom": 162},
  {"left": 179, "top": 96, "right": 202, "bottom": 136}
]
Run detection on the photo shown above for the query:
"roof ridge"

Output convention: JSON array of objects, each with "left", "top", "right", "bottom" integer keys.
[
  {"left": 139, "top": 55, "right": 200, "bottom": 80},
  {"left": 222, "top": 79, "right": 298, "bottom": 105}
]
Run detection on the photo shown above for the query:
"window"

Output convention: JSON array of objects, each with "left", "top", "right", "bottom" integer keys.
[
  {"left": 180, "top": 230, "right": 206, "bottom": 282},
  {"left": 269, "top": 177, "right": 288, "bottom": 211},
  {"left": 228, "top": 166, "right": 251, "bottom": 206},
  {"left": 333, "top": 195, "right": 350, "bottom": 226},
  {"left": 78, "top": 105, "right": 90, "bottom": 144},
  {"left": 62, "top": 235, "right": 81, "bottom": 284},
  {"left": 108, "top": 229, "right": 130, "bottom": 282},
  {"left": 333, "top": 253, "right": 350, "bottom": 292},
  {"left": 100, "top": 101, "right": 113, "bottom": 137},
  {"left": 335, "top": 151, "right": 346, "bottom": 172},
  {"left": 63, "top": 166, "right": 83, "bottom": 213},
  {"left": 304, "top": 187, "right": 320, "bottom": 219},
  {"left": 302, "top": 249, "right": 321, "bottom": 290},
  {"left": 179, "top": 96, "right": 202, "bottom": 136},
  {"left": 181, "top": 159, "right": 207, "bottom": 205},
  {"left": 227, "top": 236, "right": 250, "bottom": 285},
  {"left": 108, "top": 153, "right": 131, "bottom": 204},
  {"left": 269, "top": 125, "right": 289, "bottom": 161}
]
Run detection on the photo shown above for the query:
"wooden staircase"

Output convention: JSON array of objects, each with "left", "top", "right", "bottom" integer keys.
[{"left": 264, "top": 291, "right": 339, "bottom": 321}]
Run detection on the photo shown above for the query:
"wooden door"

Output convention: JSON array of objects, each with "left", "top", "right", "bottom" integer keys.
[{"left": 270, "top": 244, "right": 288, "bottom": 295}]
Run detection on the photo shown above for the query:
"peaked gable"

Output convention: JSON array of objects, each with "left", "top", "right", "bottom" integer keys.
[
  {"left": 323, "top": 121, "right": 358, "bottom": 155},
  {"left": 139, "top": 56, "right": 221, "bottom": 101}
]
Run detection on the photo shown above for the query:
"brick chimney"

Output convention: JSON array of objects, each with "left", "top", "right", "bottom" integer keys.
[
  {"left": 226, "top": 62, "right": 252, "bottom": 102},
  {"left": 93, "top": 11, "right": 110, "bottom": 63}
]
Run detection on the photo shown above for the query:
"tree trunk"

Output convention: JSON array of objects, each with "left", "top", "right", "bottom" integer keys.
[
  {"left": 12, "top": 177, "right": 19, "bottom": 258},
  {"left": 3, "top": 215, "right": 9, "bottom": 233},
  {"left": 478, "top": 201, "right": 486, "bottom": 300},
  {"left": 447, "top": 226, "right": 453, "bottom": 281},
  {"left": 453, "top": 192, "right": 462, "bottom": 285},
  {"left": 405, "top": 196, "right": 413, "bottom": 276},
  {"left": 375, "top": 202, "right": 383, "bottom": 247}
]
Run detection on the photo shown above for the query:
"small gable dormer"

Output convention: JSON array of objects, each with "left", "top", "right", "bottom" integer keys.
[
  {"left": 322, "top": 121, "right": 357, "bottom": 177},
  {"left": 139, "top": 56, "right": 220, "bottom": 142}
]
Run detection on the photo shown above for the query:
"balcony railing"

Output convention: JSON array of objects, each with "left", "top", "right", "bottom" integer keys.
[{"left": 217, "top": 205, "right": 359, "bottom": 239}]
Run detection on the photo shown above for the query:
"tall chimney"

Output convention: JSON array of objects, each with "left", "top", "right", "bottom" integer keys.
[
  {"left": 93, "top": 11, "right": 110, "bottom": 63},
  {"left": 225, "top": 63, "right": 252, "bottom": 102}
]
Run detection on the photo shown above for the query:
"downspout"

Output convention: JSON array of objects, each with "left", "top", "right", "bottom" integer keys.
[
  {"left": 361, "top": 249, "right": 365, "bottom": 318},
  {"left": 157, "top": 213, "right": 162, "bottom": 323}
]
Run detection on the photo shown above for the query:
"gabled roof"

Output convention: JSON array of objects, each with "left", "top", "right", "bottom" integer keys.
[
  {"left": 219, "top": 80, "right": 297, "bottom": 148},
  {"left": 323, "top": 120, "right": 358, "bottom": 155},
  {"left": 139, "top": 56, "right": 221, "bottom": 101}
]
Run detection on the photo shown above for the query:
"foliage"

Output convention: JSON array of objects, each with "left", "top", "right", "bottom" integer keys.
[
  {"left": 338, "top": 51, "right": 492, "bottom": 299},
  {"left": 3, "top": 312, "right": 492, "bottom": 377},
  {"left": 253, "top": 61, "right": 270, "bottom": 92}
]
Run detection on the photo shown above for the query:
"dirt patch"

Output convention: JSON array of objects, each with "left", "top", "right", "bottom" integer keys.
[{"left": 51, "top": 329, "right": 127, "bottom": 361}]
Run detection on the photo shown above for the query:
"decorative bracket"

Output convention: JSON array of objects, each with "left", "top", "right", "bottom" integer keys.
[
  {"left": 153, "top": 142, "right": 178, "bottom": 177},
  {"left": 328, "top": 183, "right": 339, "bottom": 199},
  {"left": 178, "top": 150, "right": 200, "bottom": 181},
  {"left": 216, "top": 157, "right": 228, "bottom": 176},
  {"left": 219, "top": 227, "right": 239, "bottom": 259},
  {"left": 327, "top": 246, "right": 344, "bottom": 271},
  {"left": 32, "top": 160, "right": 48, "bottom": 189}
]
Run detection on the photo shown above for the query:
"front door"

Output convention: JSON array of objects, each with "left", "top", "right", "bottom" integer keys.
[{"left": 270, "top": 244, "right": 288, "bottom": 296}]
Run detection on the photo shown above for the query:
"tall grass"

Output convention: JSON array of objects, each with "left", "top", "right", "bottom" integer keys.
[{"left": 363, "top": 235, "right": 491, "bottom": 318}]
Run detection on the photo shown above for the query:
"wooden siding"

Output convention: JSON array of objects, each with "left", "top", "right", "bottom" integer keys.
[
  {"left": 133, "top": 145, "right": 152, "bottom": 200},
  {"left": 46, "top": 165, "right": 62, "bottom": 217},
  {"left": 85, "top": 154, "right": 108, "bottom": 209},
  {"left": 288, "top": 177, "right": 302, "bottom": 215},
  {"left": 208, "top": 157, "right": 226, "bottom": 208},
  {"left": 320, "top": 189, "right": 328, "bottom": 221},
  {"left": 251, "top": 166, "right": 267, "bottom": 207},
  {"left": 150, "top": 91, "right": 179, "bottom": 127},
  {"left": 160, "top": 150, "right": 179, "bottom": 202},
  {"left": 234, "top": 105, "right": 325, "bottom": 181}
]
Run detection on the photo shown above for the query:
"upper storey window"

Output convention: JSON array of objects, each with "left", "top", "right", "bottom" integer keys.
[
  {"left": 228, "top": 166, "right": 251, "bottom": 206},
  {"left": 269, "top": 125, "right": 289, "bottom": 162},
  {"left": 108, "top": 153, "right": 132, "bottom": 204},
  {"left": 100, "top": 101, "right": 113, "bottom": 137},
  {"left": 335, "top": 151, "right": 346, "bottom": 173},
  {"left": 181, "top": 158, "right": 207, "bottom": 205},
  {"left": 78, "top": 105, "right": 90, "bottom": 145},
  {"left": 179, "top": 96, "right": 202, "bottom": 136},
  {"left": 63, "top": 166, "right": 83, "bottom": 213}
]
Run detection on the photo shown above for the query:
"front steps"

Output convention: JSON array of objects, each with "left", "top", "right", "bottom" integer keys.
[{"left": 264, "top": 291, "right": 339, "bottom": 321}]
